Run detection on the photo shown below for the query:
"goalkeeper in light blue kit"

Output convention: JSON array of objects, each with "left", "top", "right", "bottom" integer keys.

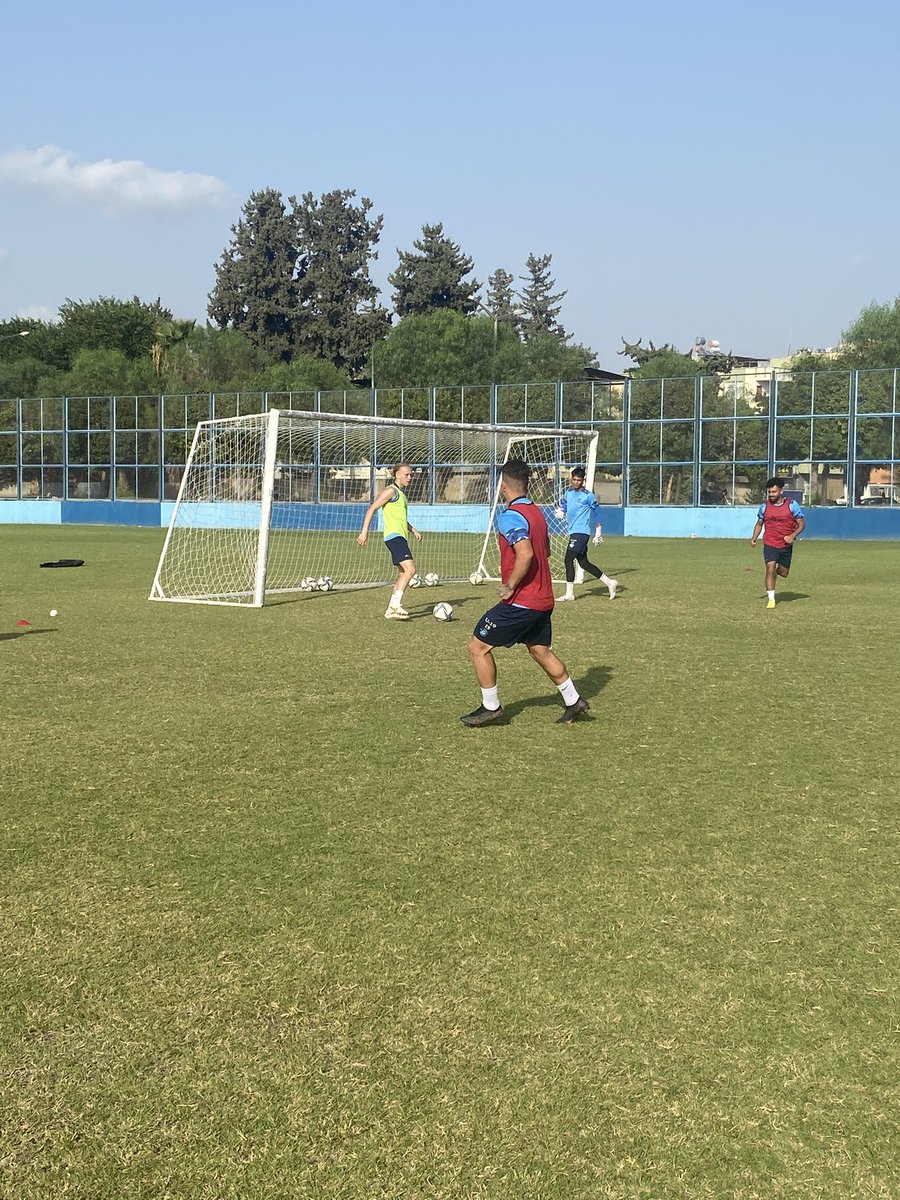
[{"left": 554, "top": 466, "right": 617, "bottom": 601}]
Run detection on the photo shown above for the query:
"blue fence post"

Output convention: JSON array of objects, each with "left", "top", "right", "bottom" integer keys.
[
  {"left": 622, "top": 379, "right": 631, "bottom": 506},
  {"left": 15, "top": 397, "right": 22, "bottom": 500},
  {"left": 63, "top": 397, "right": 70, "bottom": 501},
  {"left": 847, "top": 369, "right": 858, "bottom": 508},
  {"left": 691, "top": 376, "right": 702, "bottom": 507},
  {"left": 111, "top": 395, "right": 117, "bottom": 500}
]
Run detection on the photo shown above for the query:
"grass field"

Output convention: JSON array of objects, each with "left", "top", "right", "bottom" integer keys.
[{"left": 2, "top": 524, "right": 899, "bottom": 1199}]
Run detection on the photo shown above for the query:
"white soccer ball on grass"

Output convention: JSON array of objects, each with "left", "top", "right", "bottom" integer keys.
[
  {"left": 424, "top": 572, "right": 439, "bottom": 586},
  {"left": 317, "top": 576, "right": 334, "bottom": 592},
  {"left": 409, "top": 574, "right": 422, "bottom": 587},
  {"left": 433, "top": 602, "right": 453, "bottom": 621},
  {"left": 300, "top": 576, "right": 318, "bottom": 591},
  {"left": 468, "top": 571, "right": 484, "bottom": 585}
]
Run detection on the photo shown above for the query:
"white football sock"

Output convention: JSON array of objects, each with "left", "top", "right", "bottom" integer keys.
[
  {"left": 564, "top": 584, "right": 575, "bottom": 598},
  {"left": 599, "top": 573, "right": 613, "bottom": 585},
  {"left": 767, "top": 589, "right": 775, "bottom": 600},
  {"left": 481, "top": 686, "right": 500, "bottom": 710},
  {"left": 390, "top": 589, "right": 404, "bottom": 608},
  {"left": 557, "top": 677, "right": 579, "bottom": 706}
]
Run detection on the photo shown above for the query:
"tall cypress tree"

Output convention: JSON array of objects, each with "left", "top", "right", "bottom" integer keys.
[
  {"left": 486, "top": 268, "right": 520, "bottom": 333},
  {"left": 389, "top": 223, "right": 480, "bottom": 317},
  {"left": 208, "top": 189, "right": 299, "bottom": 361},
  {"left": 291, "top": 189, "right": 390, "bottom": 374},
  {"left": 518, "top": 253, "right": 567, "bottom": 342}
]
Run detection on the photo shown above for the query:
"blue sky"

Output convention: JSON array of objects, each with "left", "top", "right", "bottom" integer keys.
[{"left": 2, "top": 0, "right": 899, "bottom": 368}]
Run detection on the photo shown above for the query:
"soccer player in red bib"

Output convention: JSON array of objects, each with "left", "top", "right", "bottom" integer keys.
[
  {"left": 750, "top": 477, "right": 805, "bottom": 609},
  {"left": 460, "top": 459, "right": 589, "bottom": 726}
]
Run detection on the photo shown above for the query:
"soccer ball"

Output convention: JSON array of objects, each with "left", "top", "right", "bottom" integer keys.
[
  {"left": 409, "top": 574, "right": 422, "bottom": 588},
  {"left": 317, "top": 576, "right": 334, "bottom": 592},
  {"left": 469, "top": 571, "right": 484, "bottom": 585},
  {"left": 300, "top": 576, "right": 318, "bottom": 591},
  {"left": 433, "top": 602, "right": 453, "bottom": 621},
  {"left": 424, "top": 572, "right": 439, "bottom": 586}
]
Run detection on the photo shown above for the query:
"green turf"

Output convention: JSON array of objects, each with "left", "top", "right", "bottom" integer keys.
[{"left": 2, "top": 525, "right": 899, "bottom": 1199}]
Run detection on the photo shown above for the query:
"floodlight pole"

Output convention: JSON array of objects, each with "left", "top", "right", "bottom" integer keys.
[{"left": 475, "top": 300, "right": 498, "bottom": 349}]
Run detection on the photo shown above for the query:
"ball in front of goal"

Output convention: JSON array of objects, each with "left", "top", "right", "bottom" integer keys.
[
  {"left": 300, "top": 576, "right": 318, "bottom": 591},
  {"left": 409, "top": 574, "right": 422, "bottom": 587},
  {"left": 468, "top": 571, "right": 484, "bottom": 585},
  {"left": 433, "top": 602, "right": 453, "bottom": 621},
  {"left": 317, "top": 576, "right": 334, "bottom": 592},
  {"left": 424, "top": 572, "right": 439, "bottom": 586}
]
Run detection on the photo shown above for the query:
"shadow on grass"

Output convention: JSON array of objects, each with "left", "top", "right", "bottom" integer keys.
[
  {"left": 501, "top": 663, "right": 613, "bottom": 722},
  {"left": 771, "top": 591, "right": 810, "bottom": 604},
  {"left": 0, "top": 629, "right": 57, "bottom": 641}
]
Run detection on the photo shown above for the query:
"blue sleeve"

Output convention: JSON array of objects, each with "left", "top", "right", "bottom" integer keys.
[
  {"left": 497, "top": 509, "right": 530, "bottom": 545},
  {"left": 789, "top": 500, "right": 804, "bottom": 518},
  {"left": 757, "top": 503, "right": 766, "bottom": 520}
]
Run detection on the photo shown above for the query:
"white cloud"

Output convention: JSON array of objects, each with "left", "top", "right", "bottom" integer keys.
[
  {"left": 18, "top": 305, "right": 58, "bottom": 322},
  {"left": 0, "top": 145, "right": 230, "bottom": 215}
]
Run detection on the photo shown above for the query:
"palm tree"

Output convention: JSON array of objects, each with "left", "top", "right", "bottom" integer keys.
[{"left": 150, "top": 319, "right": 197, "bottom": 376}]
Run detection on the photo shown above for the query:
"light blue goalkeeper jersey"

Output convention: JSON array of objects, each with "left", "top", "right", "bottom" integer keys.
[{"left": 560, "top": 487, "right": 601, "bottom": 536}]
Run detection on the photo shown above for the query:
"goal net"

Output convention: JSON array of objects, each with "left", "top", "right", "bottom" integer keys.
[{"left": 150, "top": 409, "right": 598, "bottom": 606}]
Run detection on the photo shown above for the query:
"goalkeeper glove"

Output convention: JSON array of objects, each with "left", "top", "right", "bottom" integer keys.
[
  {"left": 554, "top": 507, "right": 565, "bottom": 520},
  {"left": 592, "top": 530, "right": 604, "bottom": 545}
]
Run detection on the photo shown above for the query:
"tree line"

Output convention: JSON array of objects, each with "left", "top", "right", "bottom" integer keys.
[
  {"left": 3, "top": 182, "right": 900, "bottom": 400},
  {"left": 0, "top": 187, "right": 595, "bottom": 400}
]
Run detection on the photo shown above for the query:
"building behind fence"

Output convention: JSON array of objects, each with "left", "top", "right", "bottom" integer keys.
[{"left": 1, "top": 369, "right": 898, "bottom": 535}]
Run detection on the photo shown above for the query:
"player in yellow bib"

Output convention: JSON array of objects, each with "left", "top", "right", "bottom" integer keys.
[{"left": 357, "top": 462, "right": 422, "bottom": 620}]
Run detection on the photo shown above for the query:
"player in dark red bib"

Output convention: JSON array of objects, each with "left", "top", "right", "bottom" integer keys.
[
  {"left": 750, "top": 477, "right": 805, "bottom": 608},
  {"left": 460, "top": 459, "right": 589, "bottom": 726}
]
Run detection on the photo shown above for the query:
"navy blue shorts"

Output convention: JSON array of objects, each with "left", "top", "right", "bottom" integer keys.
[
  {"left": 566, "top": 534, "right": 590, "bottom": 557},
  {"left": 763, "top": 544, "right": 793, "bottom": 569},
  {"left": 473, "top": 602, "right": 553, "bottom": 648},
  {"left": 385, "top": 536, "right": 413, "bottom": 566}
]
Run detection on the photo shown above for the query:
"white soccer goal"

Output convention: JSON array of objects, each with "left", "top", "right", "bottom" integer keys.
[{"left": 149, "top": 409, "right": 598, "bottom": 607}]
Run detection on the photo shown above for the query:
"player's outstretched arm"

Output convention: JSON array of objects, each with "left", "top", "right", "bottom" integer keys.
[{"left": 750, "top": 517, "right": 764, "bottom": 546}]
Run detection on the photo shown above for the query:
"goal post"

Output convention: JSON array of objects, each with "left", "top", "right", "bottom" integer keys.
[
  {"left": 149, "top": 409, "right": 599, "bottom": 607},
  {"left": 474, "top": 430, "right": 599, "bottom": 583}
]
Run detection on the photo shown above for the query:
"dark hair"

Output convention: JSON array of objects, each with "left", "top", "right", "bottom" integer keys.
[
  {"left": 765, "top": 476, "right": 785, "bottom": 489},
  {"left": 571, "top": 467, "right": 586, "bottom": 478},
  {"left": 500, "top": 459, "right": 530, "bottom": 490}
]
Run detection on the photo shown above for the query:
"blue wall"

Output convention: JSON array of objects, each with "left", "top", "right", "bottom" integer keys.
[
  {"left": 619, "top": 506, "right": 900, "bottom": 540},
  {"left": 2, "top": 500, "right": 899, "bottom": 539},
  {"left": 59, "top": 500, "right": 163, "bottom": 527}
]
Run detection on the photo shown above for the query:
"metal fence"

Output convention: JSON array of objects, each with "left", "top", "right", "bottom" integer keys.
[{"left": 1, "top": 368, "right": 898, "bottom": 507}]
